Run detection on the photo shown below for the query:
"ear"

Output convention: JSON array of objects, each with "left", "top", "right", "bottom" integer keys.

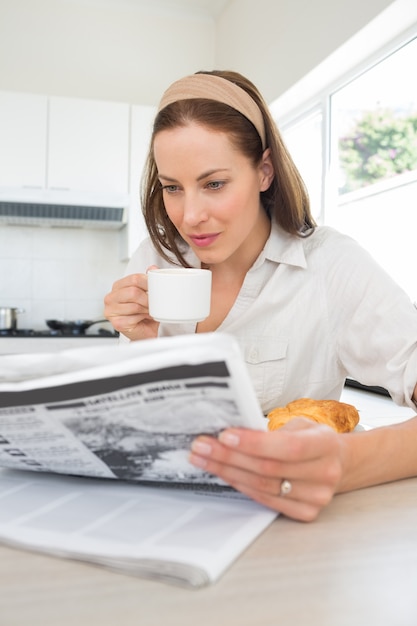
[{"left": 258, "top": 148, "right": 275, "bottom": 192}]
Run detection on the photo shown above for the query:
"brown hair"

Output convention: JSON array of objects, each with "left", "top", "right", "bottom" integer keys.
[{"left": 141, "top": 70, "right": 315, "bottom": 267}]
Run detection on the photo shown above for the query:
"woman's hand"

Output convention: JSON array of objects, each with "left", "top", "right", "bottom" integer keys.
[
  {"left": 189, "top": 418, "right": 348, "bottom": 522},
  {"left": 104, "top": 269, "right": 160, "bottom": 341}
]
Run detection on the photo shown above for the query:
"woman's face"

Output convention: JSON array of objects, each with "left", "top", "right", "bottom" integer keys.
[{"left": 153, "top": 122, "right": 274, "bottom": 270}]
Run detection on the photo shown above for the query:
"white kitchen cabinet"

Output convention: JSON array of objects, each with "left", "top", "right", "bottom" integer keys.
[
  {"left": 0, "top": 91, "right": 130, "bottom": 198},
  {"left": 0, "top": 91, "right": 48, "bottom": 188},
  {"left": 48, "top": 97, "right": 130, "bottom": 195}
]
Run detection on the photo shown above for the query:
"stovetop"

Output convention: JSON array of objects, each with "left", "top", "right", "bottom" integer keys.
[{"left": 0, "top": 328, "right": 118, "bottom": 338}]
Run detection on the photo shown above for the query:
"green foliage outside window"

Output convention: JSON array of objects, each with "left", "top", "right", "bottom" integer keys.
[{"left": 338, "top": 108, "right": 417, "bottom": 194}]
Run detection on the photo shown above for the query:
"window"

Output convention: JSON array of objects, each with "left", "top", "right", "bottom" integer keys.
[
  {"left": 275, "top": 31, "right": 417, "bottom": 302},
  {"left": 331, "top": 36, "right": 417, "bottom": 198}
]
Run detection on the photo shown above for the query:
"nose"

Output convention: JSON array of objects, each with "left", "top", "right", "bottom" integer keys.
[{"left": 182, "top": 192, "right": 209, "bottom": 227}]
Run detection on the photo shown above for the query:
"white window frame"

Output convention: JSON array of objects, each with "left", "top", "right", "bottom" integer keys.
[{"left": 271, "top": 19, "right": 417, "bottom": 225}]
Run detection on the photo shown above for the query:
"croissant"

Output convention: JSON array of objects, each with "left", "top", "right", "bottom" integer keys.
[{"left": 267, "top": 398, "right": 360, "bottom": 433}]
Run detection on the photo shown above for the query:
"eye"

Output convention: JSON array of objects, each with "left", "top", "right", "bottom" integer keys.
[
  {"left": 161, "top": 184, "right": 180, "bottom": 193},
  {"left": 206, "top": 180, "right": 225, "bottom": 190}
]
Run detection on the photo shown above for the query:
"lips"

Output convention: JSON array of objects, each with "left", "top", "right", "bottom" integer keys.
[{"left": 189, "top": 233, "right": 220, "bottom": 248}]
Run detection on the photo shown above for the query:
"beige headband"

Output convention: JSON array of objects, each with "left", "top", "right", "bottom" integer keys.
[{"left": 157, "top": 73, "right": 266, "bottom": 149}]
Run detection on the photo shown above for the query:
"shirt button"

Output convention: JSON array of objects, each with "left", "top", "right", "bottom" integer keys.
[{"left": 249, "top": 348, "right": 258, "bottom": 361}]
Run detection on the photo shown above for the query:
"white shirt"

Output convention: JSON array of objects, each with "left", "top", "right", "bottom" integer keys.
[{"left": 123, "top": 222, "right": 417, "bottom": 414}]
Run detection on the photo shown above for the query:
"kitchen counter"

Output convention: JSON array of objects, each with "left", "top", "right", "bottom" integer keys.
[
  {"left": 0, "top": 335, "right": 119, "bottom": 355},
  {"left": 341, "top": 384, "right": 415, "bottom": 427}
]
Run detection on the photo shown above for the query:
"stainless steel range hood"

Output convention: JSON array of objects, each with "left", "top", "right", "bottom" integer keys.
[{"left": 0, "top": 188, "right": 128, "bottom": 229}]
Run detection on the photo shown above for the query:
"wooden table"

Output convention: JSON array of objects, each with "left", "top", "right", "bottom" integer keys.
[{"left": 1, "top": 389, "right": 416, "bottom": 626}]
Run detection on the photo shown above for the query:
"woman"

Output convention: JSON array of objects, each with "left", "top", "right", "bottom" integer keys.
[{"left": 104, "top": 70, "right": 417, "bottom": 522}]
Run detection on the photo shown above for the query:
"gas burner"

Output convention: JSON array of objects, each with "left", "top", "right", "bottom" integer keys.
[
  {"left": 0, "top": 328, "right": 36, "bottom": 337},
  {"left": 0, "top": 328, "right": 118, "bottom": 338}
]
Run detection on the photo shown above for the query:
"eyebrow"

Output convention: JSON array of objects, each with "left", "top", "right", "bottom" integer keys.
[{"left": 158, "top": 168, "right": 230, "bottom": 183}]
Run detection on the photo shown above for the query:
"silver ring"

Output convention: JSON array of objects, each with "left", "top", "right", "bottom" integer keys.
[{"left": 279, "top": 479, "right": 292, "bottom": 497}]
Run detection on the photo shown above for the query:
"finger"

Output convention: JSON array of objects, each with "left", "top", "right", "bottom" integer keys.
[
  {"left": 232, "top": 481, "right": 331, "bottom": 522},
  {"left": 105, "top": 274, "right": 140, "bottom": 298},
  {"left": 104, "top": 275, "right": 149, "bottom": 319},
  {"left": 116, "top": 314, "right": 159, "bottom": 338},
  {"left": 190, "top": 434, "right": 291, "bottom": 480},
  {"left": 190, "top": 437, "right": 340, "bottom": 494},
  {"left": 190, "top": 431, "right": 343, "bottom": 501},
  {"left": 189, "top": 450, "right": 334, "bottom": 521},
  {"left": 105, "top": 298, "right": 147, "bottom": 318},
  {"left": 218, "top": 424, "right": 338, "bottom": 463}
]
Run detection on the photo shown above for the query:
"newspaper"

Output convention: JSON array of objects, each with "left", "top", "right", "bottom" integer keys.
[
  {"left": 0, "top": 333, "right": 277, "bottom": 586},
  {"left": 0, "top": 333, "right": 266, "bottom": 486},
  {"left": 0, "top": 469, "right": 276, "bottom": 588}
]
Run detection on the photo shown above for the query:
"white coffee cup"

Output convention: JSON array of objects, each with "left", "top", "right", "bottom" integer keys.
[{"left": 147, "top": 268, "right": 212, "bottom": 324}]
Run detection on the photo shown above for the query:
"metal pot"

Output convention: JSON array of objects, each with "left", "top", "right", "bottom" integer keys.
[
  {"left": 45, "top": 319, "right": 107, "bottom": 335},
  {"left": 0, "top": 307, "right": 24, "bottom": 331}
]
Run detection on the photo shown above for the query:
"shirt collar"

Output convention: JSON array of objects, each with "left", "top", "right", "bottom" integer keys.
[{"left": 255, "top": 220, "right": 308, "bottom": 269}]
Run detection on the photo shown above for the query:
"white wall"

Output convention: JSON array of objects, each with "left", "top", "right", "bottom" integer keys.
[
  {"left": 0, "top": 0, "right": 216, "bottom": 104},
  {"left": 0, "top": 225, "right": 126, "bottom": 330},
  {"left": 0, "top": 0, "right": 400, "bottom": 106},
  {"left": 215, "top": 0, "right": 396, "bottom": 103},
  {"left": 325, "top": 178, "right": 417, "bottom": 302}
]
